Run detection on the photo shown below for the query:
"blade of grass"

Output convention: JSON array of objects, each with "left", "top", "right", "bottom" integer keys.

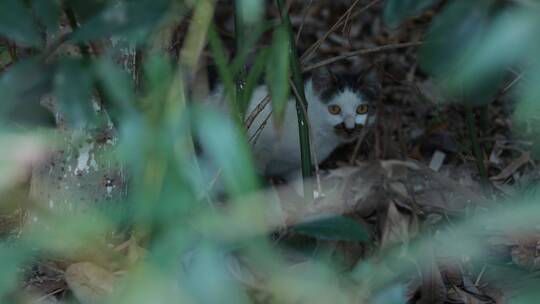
[
  {"left": 267, "top": 25, "right": 290, "bottom": 128},
  {"left": 233, "top": 1, "right": 267, "bottom": 118},
  {"left": 180, "top": 0, "right": 214, "bottom": 72},
  {"left": 276, "top": 0, "right": 313, "bottom": 200},
  {"left": 244, "top": 49, "right": 269, "bottom": 112},
  {"left": 207, "top": 25, "right": 239, "bottom": 125},
  {"left": 234, "top": 0, "right": 248, "bottom": 120},
  {"left": 465, "top": 104, "right": 490, "bottom": 195}
]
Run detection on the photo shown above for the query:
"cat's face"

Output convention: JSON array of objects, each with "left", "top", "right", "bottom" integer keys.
[{"left": 310, "top": 68, "right": 379, "bottom": 142}]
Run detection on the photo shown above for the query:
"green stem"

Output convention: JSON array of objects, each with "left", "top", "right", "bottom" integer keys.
[
  {"left": 465, "top": 104, "right": 490, "bottom": 194},
  {"left": 276, "top": 0, "right": 313, "bottom": 200},
  {"left": 234, "top": 1, "right": 247, "bottom": 119}
]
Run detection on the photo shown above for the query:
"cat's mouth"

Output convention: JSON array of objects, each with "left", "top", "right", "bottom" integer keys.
[{"left": 334, "top": 123, "right": 364, "bottom": 141}]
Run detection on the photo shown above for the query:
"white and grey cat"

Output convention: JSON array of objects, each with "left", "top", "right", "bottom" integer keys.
[{"left": 205, "top": 68, "right": 379, "bottom": 178}]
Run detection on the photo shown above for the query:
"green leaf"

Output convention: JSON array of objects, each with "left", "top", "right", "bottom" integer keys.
[
  {"left": 180, "top": 246, "right": 251, "bottom": 304},
  {"left": 243, "top": 49, "right": 268, "bottom": 112},
  {"left": 372, "top": 285, "right": 406, "bottom": 304},
  {"left": 70, "top": 0, "right": 170, "bottom": 42},
  {"left": 0, "top": 0, "right": 42, "bottom": 47},
  {"left": 207, "top": 26, "right": 237, "bottom": 119},
  {"left": 419, "top": 0, "right": 503, "bottom": 105},
  {"left": 0, "top": 57, "right": 51, "bottom": 107},
  {"left": 266, "top": 25, "right": 290, "bottom": 128},
  {"left": 54, "top": 59, "right": 95, "bottom": 128},
  {"left": 0, "top": 57, "right": 53, "bottom": 126},
  {"left": 235, "top": 0, "right": 263, "bottom": 25},
  {"left": 383, "top": 0, "right": 440, "bottom": 28},
  {"left": 94, "top": 57, "right": 136, "bottom": 117},
  {"left": 515, "top": 63, "right": 540, "bottom": 143},
  {"left": 143, "top": 52, "right": 173, "bottom": 94},
  {"left": 139, "top": 52, "right": 174, "bottom": 120},
  {"left": 291, "top": 215, "right": 369, "bottom": 242},
  {"left": 420, "top": 0, "right": 492, "bottom": 77},
  {"left": 0, "top": 243, "right": 31, "bottom": 296},
  {"left": 66, "top": 0, "right": 108, "bottom": 21},
  {"left": 453, "top": 9, "right": 540, "bottom": 102},
  {"left": 193, "top": 106, "right": 259, "bottom": 197},
  {"left": 32, "top": 0, "right": 61, "bottom": 32}
]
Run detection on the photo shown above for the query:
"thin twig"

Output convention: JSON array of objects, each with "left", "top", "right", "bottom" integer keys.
[
  {"left": 501, "top": 71, "right": 524, "bottom": 95},
  {"left": 301, "top": 0, "right": 363, "bottom": 62},
  {"left": 295, "top": 0, "right": 314, "bottom": 44},
  {"left": 249, "top": 110, "right": 272, "bottom": 144},
  {"left": 300, "top": 0, "right": 380, "bottom": 64},
  {"left": 465, "top": 103, "right": 491, "bottom": 195},
  {"left": 205, "top": 168, "right": 223, "bottom": 197},
  {"left": 302, "top": 41, "right": 423, "bottom": 72},
  {"left": 342, "top": 2, "right": 354, "bottom": 34},
  {"left": 245, "top": 95, "right": 271, "bottom": 130},
  {"left": 475, "top": 264, "right": 487, "bottom": 286},
  {"left": 348, "top": 128, "right": 370, "bottom": 164}
]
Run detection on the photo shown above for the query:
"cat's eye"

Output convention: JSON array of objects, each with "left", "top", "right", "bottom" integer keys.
[
  {"left": 328, "top": 105, "right": 341, "bottom": 115},
  {"left": 356, "top": 105, "right": 369, "bottom": 114}
]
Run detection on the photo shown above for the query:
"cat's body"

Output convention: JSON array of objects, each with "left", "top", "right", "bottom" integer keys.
[{"left": 204, "top": 69, "right": 379, "bottom": 178}]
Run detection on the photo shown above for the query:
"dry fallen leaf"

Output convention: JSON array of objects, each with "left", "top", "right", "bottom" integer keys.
[
  {"left": 65, "top": 262, "right": 115, "bottom": 304},
  {"left": 418, "top": 261, "right": 447, "bottom": 304},
  {"left": 490, "top": 152, "right": 531, "bottom": 181},
  {"left": 380, "top": 201, "right": 416, "bottom": 249}
]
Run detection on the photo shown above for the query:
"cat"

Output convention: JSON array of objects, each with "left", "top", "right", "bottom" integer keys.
[
  {"left": 244, "top": 68, "right": 379, "bottom": 177},
  {"left": 200, "top": 68, "right": 379, "bottom": 190}
]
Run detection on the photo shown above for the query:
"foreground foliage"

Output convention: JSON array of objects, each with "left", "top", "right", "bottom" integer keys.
[{"left": 0, "top": 0, "right": 540, "bottom": 303}]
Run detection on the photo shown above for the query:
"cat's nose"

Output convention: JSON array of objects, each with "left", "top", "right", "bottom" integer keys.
[{"left": 344, "top": 126, "right": 355, "bottom": 134}]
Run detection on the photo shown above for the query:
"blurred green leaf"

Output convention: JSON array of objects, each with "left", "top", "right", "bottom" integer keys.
[
  {"left": 235, "top": 0, "right": 263, "bottom": 25},
  {"left": 372, "top": 285, "right": 406, "bottom": 304},
  {"left": 107, "top": 265, "right": 191, "bottom": 304},
  {"left": 143, "top": 53, "right": 173, "bottom": 95},
  {"left": 180, "top": 246, "right": 250, "bottom": 304},
  {"left": 208, "top": 26, "right": 237, "bottom": 119},
  {"left": 67, "top": 0, "right": 109, "bottom": 21},
  {"left": 139, "top": 52, "right": 174, "bottom": 121},
  {"left": 267, "top": 25, "right": 290, "bottom": 127},
  {"left": 0, "top": 57, "right": 50, "bottom": 106},
  {"left": 515, "top": 63, "right": 540, "bottom": 148},
  {"left": 25, "top": 212, "right": 114, "bottom": 254},
  {"left": 94, "top": 57, "right": 136, "bottom": 117},
  {"left": 454, "top": 9, "right": 540, "bottom": 98},
  {"left": 0, "top": 0, "right": 42, "bottom": 47},
  {"left": 55, "top": 58, "right": 95, "bottom": 128},
  {"left": 32, "top": 0, "right": 61, "bottom": 32},
  {"left": 291, "top": 215, "right": 368, "bottom": 242},
  {"left": 0, "top": 57, "right": 53, "bottom": 126},
  {"left": 419, "top": 0, "right": 503, "bottom": 105},
  {"left": 242, "top": 48, "right": 268, "bottom": 113},
  {"left": 70, "top": 0, "right": 170, "bottom": 42},
  {"left": 420, "top": 0, "right": 492, "bottom": 77},
  {"left": 0, "top": 243, "right": 30, "bottom": 296},
  {"left": 383, "top": 0, "right": 440, "bottom": 28},
  {"left": 193, "top": 107, "right": 259, "bottom": 196}
]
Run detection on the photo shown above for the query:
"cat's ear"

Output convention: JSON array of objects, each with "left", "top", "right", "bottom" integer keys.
[
  {"left": 357, "top": 67, "right": 381, "bottom": 100},
  {"left": 312, "top": 67, "right": 337, "bottom": 94}
]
